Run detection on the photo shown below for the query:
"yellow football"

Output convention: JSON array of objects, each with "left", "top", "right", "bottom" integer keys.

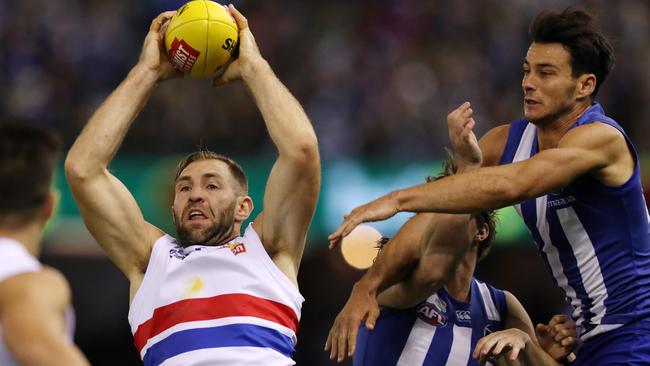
[{"left": 164, "top": 1, "right": 238, "bottom": 78}]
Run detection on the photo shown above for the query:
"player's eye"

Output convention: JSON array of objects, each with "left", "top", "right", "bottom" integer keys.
[
  {"left": 207, "top": 183, "right": 219, "bottom": 190},
  {"left": 179, "top": 186, "right": 190, "bottom": 192}
]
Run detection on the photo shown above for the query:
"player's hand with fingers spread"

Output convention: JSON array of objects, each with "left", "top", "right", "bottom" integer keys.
[
  {"left": 324, "top": 283, "right": 381, "bottom": 362},
  {"left": 536, "top": 315, "right": 577, "bottom": 361},
  {"left": 473, "top": 328, "right": 531, "bottom": 363},
  {"left": 447, "top": 101, "right": 482, "bottom": 169},
  {"left": 328, "top": 193, "right": 399, "bottom": 249},
  {"left": 138, "top": 11, "right": 183, "bottom": 81},
  {"left": 213, "top": 4, "right": 266, "bottom": 86}
]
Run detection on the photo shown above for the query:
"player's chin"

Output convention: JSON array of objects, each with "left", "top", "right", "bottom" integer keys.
[{"left": 523, "top": 107, "right": 543, "bottom": 122}]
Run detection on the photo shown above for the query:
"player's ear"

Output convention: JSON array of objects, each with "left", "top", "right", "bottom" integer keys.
[
  {"left": 42, "top": 189, "right": 59, "bottom": 221},
  {"left": 474, "top": 222, "right": 489, "bottom": 242},
  {"left": 234, "top": 195, "right": 253, "bottom": 222},
  {"left": 576, "top": 73, "right": 596, "bottom": 99}
]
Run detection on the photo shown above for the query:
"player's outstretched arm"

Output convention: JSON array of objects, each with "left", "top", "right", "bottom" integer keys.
[
  {"left": 65, "top": 12, "right": 177, "bottom": 281},
  {"left": 474, "top": 292, "right": 567, "bottom": 366},
  {"left": 329, "top": 121, "right": 629, "bottom": 246},
  {"left": 0, "top": 269, "right": 90, "bottom": 366},
  {"left": 216, "top": 6, "right": 320, "bottom": 283}
]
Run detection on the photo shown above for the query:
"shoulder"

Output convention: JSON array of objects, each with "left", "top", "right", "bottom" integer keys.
[
  {"left": 559, "top": 121, "right": 630, "bottom": 166},
  {"left": 502, "top": 290, "right": 529, "bottom": 324},
  {"left": 0, "top": 267, "right": 69, "bottom": 309},
  {"left": 562, "top": 121, "right": 627, "bottom": 149},
  {"left": 479, "top": 124, "right": 510, "bottom": 167}
]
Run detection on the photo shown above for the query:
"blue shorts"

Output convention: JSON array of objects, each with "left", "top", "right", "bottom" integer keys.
[{"left": 574, "top": 322, "right": 650, "bottom": 365}]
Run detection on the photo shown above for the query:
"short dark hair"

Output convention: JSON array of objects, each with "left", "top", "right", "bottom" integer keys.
[
  {"left": 426, "top": 152, "right": 497, "bottom": 261},
  {"left": 529, "top": 7, "right": 615, "bottom": 98},
  {"left": 174, "top": 150, "right": 248, "bottom": 194},
  {"left": 0, "top": 123, "right": 62, "bottom": 226}
]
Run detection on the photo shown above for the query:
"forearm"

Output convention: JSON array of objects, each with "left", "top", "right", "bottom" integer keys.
[
  {"left": 241, "top": 58, "right": 317, "bottom": 157},
  {"left": 66, "top": 66, "right": 158, "bottom": 176},
  {"left": 395, "top": 166, "right": 520, "bottom": 214}
]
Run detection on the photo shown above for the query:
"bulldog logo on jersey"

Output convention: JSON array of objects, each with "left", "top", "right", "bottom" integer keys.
[
  {"left": 416, "top": 297, "right": 448, "bottom": 327},
  {"left": 230, "top": 242, "right": 247, "bottom": 255}
]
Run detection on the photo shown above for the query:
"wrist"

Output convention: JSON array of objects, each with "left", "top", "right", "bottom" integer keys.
[
  {"left": 240, "top": 56, "right": 271, "bottom": 81},
  {"left": 130, "top": 64, "right": 160, "bottom": 85},
  {"left": 352, "top": 281, "right": 377, "bottom": 297}
]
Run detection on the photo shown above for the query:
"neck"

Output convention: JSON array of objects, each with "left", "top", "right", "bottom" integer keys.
[
  {"left": 535, "top": 101, "right": 591, "bottom": 150},
  {"left": 0, "top": 222, "right": 44, "bottom": 257},
  {"left": 444, "top": 250, "right": 477, "bottom": 302}
]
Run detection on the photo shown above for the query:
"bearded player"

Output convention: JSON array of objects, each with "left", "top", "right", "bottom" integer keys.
[{"left": 65, "top": 6, "right": 319, "bottom": 366}]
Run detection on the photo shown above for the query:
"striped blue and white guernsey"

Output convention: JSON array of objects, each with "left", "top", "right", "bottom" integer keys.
[
  {"left": 354, "top": 278, "right": 506, "bottom": 366},
  {"left": 500, "top": 102, "right": 650, "bottom": 341}
]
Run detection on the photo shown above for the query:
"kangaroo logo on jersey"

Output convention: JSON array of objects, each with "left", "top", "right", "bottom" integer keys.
[
  {"left": 416, "top": 296, "right": 447, "bottom": 327},
  {"left": 230, "top": 242, "right": 247, "bottom": 255}
]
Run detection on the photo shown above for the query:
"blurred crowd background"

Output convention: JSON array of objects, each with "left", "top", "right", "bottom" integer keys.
[{"left": 1, "top": 0, "right": 649, "bottom": 364}]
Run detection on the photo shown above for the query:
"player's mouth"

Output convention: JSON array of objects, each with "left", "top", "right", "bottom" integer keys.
[
  {"left": 524, "top": 97, "right": 541, "bottom": 106},
  {"left": 187, "top": 208, "right": 208, "bottom": 221}
]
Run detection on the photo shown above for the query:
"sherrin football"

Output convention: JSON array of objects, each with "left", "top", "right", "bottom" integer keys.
[{"left": 164, "top": 1, "right": 238, "bottom": 78}]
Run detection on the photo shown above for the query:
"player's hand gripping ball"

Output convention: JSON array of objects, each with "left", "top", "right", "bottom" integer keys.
[{"left": 164, "top": 1, "right": 238, "bottom": 78}]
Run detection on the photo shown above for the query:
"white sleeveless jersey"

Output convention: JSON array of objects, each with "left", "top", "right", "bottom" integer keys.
[
  {"left": 0, "top": 237, "right": 75, "bottom": 366},
  {"left": 129, "top": 223, "right": 304, "bottom": 366}
]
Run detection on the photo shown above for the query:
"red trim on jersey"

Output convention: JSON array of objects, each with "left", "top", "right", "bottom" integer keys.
[{"left": 133, "top": 293, "right": 299, "bottom": 352}]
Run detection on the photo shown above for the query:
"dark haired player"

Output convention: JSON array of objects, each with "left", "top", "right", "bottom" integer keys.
[
  {"left": 0, "top": 124, "right": 90, "bottom": 366},
  {"left": 327, "top": 160, "right": 577, "bottom": 365},
  {"left": 329, "top": 8, "right": 650, "bottom": 365}
]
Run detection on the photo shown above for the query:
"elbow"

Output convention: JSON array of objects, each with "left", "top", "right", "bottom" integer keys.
[
  {"left": 288, "top": 135, "right": 320, "bottom": 166},
  {"left": 64, "top": 153, "right": 99, "bottom": 183},
  {"left": 64, "top": 154, "right": 87, "bottom": 182}
]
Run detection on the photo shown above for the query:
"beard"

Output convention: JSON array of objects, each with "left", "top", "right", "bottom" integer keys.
[{"left": 174, "top": 201, "right": 237, "bottom": 247}]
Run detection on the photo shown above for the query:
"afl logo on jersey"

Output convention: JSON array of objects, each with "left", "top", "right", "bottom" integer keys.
[
  {"left": 230, "top": 242, "right": 247, "bottom": 255},
  {"left": 416, "top": 298, "right": 448, "bottom": 327}
]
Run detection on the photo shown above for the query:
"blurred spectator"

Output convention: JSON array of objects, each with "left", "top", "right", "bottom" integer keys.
[{"left": 1, "top": 0, "right": 648, "bottom": 156}]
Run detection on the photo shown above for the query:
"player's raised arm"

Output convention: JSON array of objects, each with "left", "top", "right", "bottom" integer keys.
[
  {"left": 215, "top": 5, "right": 320, "bottom": 283},
  {"left": 65, "top": 11, "right": 178, "bottom": 281}
]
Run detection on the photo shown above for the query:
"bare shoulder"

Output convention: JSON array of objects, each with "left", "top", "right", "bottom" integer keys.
[
  {"left": 0, "top": 267, "right": 69, "bottom": 308},
  {"left": 561, "top": 121, "right": 627, "bottom": 150},
  {"left": 561, "top": 122, "right": 634, "bottom": 185},
  {"left": 479, "top": 124, "right": 510, "bottom": 167}
]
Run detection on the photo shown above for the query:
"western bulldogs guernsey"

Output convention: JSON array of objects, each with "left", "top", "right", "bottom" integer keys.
[
  {"left": 0, "top": 238, "right": 75, "bottom": 366},
  {"left": 128, "top": 223, "right": 304, "bottom": 366},
  {"left": 354, "top": 279, "right": 506, "bottom": 366},
  {"left": 500, "top": 102, "right": 650, "bottom": 341}
]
